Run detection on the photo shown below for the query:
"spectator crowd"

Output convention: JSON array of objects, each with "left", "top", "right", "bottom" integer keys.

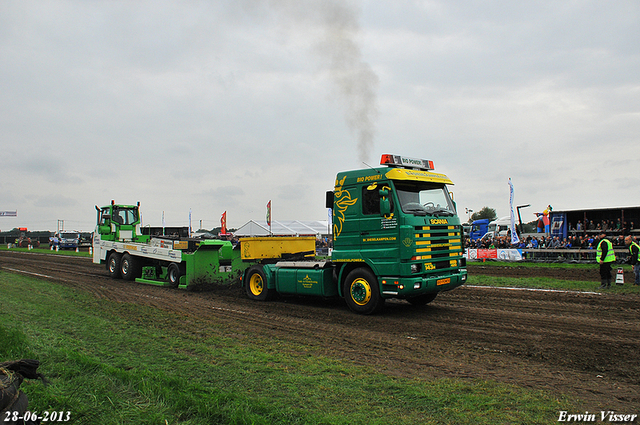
[
  {"left": 466, "top": 218, "right": 637, "bottom": 250},
  {"left": 465, "top": 234, "right": 631, "bottom": 250}
]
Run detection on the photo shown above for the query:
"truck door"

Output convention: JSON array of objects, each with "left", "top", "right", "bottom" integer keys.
[
  {"left": 332, "top": 183, "right": 361, "bottom": 253},
  {"left": 359, "top": 183, "right": 399, "bottom": 265}
]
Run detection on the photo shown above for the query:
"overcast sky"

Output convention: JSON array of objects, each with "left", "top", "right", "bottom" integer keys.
[{"left": 1, "top": 0, "right": 639, "bottom": 232}]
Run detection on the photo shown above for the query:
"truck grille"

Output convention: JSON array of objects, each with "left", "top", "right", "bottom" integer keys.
[{"left": 414, "top": 225, "right": 463, "bottom": 270}]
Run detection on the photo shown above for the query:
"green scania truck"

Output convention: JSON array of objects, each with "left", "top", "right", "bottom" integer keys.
[
  {"left": 93, "top": 154, "right": 467, "bottom": 314},
  {"left": 245, "top": 154, "right": 467, "bottom": 313}
]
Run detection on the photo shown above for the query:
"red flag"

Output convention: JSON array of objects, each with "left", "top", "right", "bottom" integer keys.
[
  {"left": 266, "top": 200, "right": 271, "bottom": 226},
  {"left": 221, "top": 211, "right": 227, "bottom": 235}
]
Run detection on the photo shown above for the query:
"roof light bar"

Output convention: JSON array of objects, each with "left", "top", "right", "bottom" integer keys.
[{"left": 380, "top": 154, "right": 435, "bottom": 171}]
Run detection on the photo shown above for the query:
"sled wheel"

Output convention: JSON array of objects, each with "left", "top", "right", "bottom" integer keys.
[
  {"left": 167, "top": 263, "right": 181, "bottom": 288},
  {"left": 108, "top": 253, "right": 122, "bottom": 279},
  {"left": 121, "top": 254, "right": 141, "bottom": 281}
]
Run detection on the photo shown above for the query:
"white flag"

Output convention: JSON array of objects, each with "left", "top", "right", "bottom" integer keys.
[{"left": 508, "top": 178, "right": 520, "bottom": 245}]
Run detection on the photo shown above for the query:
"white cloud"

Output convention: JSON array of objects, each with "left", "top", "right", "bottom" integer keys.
[{"left": 1, "top": 0, "right": 639, "bottom": 232}]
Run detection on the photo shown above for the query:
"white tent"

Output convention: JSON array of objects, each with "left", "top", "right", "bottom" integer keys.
[{"left": 234, "top": 220, "right": 329, "bottom": 237}]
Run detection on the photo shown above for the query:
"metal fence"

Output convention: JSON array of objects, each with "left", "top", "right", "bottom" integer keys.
[{"left": 522, "top": 248, "right": 630, "bottom": 263}]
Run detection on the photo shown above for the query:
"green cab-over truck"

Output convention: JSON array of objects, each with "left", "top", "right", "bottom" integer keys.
[
  {"left": 93, "top": 154, "right": 467, "bottom": 314},
  {"left": 245, "top": 154, "right": 467, "bottom": 314}
]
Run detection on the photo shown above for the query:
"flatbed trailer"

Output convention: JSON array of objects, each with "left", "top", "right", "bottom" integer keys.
[{"left": 92, "top": 201, "right": 315, "bottom": 289}]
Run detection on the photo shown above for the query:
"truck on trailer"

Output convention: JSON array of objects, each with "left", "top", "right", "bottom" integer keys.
[
  {"left": 93, "top": 154, "right": 467, "bottom": 314},
  {"left": 92, "top": 202, "right": 313, "bottom": 289}
]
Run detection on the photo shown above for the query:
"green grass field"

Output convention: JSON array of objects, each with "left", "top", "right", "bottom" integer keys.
[
  {"left": 0, "top": 270, "right": 573, "bottom": 425},
  {"left": 467, "top": 261, "right": 640, "bottom": 294},
  {"left": 0, "top": 245, "right": 91, "bottom": 257}
]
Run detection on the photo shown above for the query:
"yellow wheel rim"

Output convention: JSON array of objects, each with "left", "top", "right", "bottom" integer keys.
[
  {"left": 350, "top": 278, "right": 372, "bottom": 306},
  {"left": 249, "top": 273, "right": 264, "bottom": 296}
]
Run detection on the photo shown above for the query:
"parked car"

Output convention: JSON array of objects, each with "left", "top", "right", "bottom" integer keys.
[{"left": 51, "top": 231, "right": 80, "bottom": 249}]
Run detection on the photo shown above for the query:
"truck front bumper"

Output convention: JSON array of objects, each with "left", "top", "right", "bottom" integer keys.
[{"left": 380, "top": 269, "right": 467, "bottom": 298}]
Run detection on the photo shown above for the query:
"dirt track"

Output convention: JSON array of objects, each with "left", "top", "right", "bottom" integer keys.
[{"left": 1, "top": 251, "right": 639, "bottom": 412}]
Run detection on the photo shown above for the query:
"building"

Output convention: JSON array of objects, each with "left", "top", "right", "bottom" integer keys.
[
  {"left": 234, "top": 220, "right": 329, "bottom": 237},
  {"left": 549, "top": 206, "right": 640, "bottom": 239}
]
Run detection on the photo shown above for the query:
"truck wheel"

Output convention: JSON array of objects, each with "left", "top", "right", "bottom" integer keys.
[
  {"left": 167, "top": 263, "right": 181, "bottom": 288},
  {"left": 107, "top": 253, "right": 122, "bottom": 279},
  {"left": 407, "top": 293, "right": 438, "bottom": 306},
  {"left": 343, "top": 268, "right": 384, "bottom": 314},
  {"left": 121, "top": 254, "right": 141, "bottom": 281},
  {"left": 245, "top": 265, "right": 274, "bottom": 301}
]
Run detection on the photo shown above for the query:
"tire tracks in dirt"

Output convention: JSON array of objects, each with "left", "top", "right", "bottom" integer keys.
[{"left": 1, "top": 250, "right": 638, "bottom": 411}]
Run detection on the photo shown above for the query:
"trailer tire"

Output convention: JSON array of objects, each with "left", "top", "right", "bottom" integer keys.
[
  {"left": 343, "top": 268, "right": 384, "bottom": 315},
  {"left": 167, "top": 263, "right": 181, "bottom": 288},
  {"left": 107, "top": 253, "right": 122, "bottom": 279},
  {"left": 245, "top": 266, "right": 274, "bottom": 301},
  {"left": 121, "top": 254, "right": 141, "bottom": 281},
  {"left": 407, "top": 292, "right": 438, "bottom": 306}
]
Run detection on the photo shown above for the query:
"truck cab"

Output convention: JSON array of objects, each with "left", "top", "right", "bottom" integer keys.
[
  {"left": 95, "top": 201, "right": 149, "bottom": 244},
  {"left": 57, "top": 231, "right": 80, "bottom": 249},
  {"left": 469, "top": 219, "right": 490, "bottom": 241},
  {"left": 328, "top": 154, "right": 467, "bottom": 313},
  {"left": 488, "top": 216, "right": 510, "bottom": 237}
]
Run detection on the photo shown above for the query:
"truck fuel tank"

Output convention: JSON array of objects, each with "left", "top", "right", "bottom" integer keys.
[{"left": 269, "top": 261, "right": 337, "bottom": 297}]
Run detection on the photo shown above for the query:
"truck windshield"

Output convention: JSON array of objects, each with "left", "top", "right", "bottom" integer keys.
[
  {"left": 60, "top": 232, "right": 78, "bottom": 239},
  {"left": 112, "top": 207, "right": 139, "bottom": 225},
  {"left": 394, "top": 182, "right": 455, "bottom": 217}
]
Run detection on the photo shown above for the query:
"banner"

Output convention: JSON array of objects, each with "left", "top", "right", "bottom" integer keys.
[
  {"left": 508, "top": 178, "right": 520, "bottom": 245},
  {"left": 221, "top": 211, "right": 227, "bottom": 235},
  {"left": 466, "top": 248, "right": 523, "bottom": 261}
]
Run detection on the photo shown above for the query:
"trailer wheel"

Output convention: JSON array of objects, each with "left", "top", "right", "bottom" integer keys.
[
  {"left": 107, "top": 253, "right": 122, "bottom": 279},
  {"left": 407, "top": 293, "right": 438, "bottom": 306},
  {"left": 121, "top": 254, "right": 141, "bottom": 281},
  {"left": 167, "top": 263, "right": 181, "bottom": 288},
  {"left": 245, "top": 266, "right": 273, "bottom": 301},
  {"left": 343, "top": 268, "right": 384, "bottom": 315}
]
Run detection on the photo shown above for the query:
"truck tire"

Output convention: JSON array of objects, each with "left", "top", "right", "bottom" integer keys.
[
  {"left": 407, "top": 292, "right": 438, "bottom": 306},
  {"left": 121, "top": 254, "right": 141, "bottom": 281},
  {"left": 343, "top": 268, "right": 384, "bottom": 315},
  {"left": 245, "top": 265, "right": 274, "bottom": 301},
  {"left": 107, "top": 253, "right": 122, "bottom": 279},
  {"left": 167, "top": 263, "right": 181, "bottom": 288}
]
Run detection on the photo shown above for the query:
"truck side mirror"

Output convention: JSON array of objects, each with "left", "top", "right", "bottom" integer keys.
[
  {"left": 325, "top": 191, "right": 334, "bottom": 209},
  {"left": 379, "top": 188, "right": 392, "bottom": 218}
]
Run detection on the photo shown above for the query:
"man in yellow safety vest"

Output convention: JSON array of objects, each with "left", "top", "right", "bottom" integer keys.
[
  {"left": 624, "top": 235, "right": 640, "bottom": 286},
  {"left": 596, "top": 233, "right": 616, "bottom": 288}
]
